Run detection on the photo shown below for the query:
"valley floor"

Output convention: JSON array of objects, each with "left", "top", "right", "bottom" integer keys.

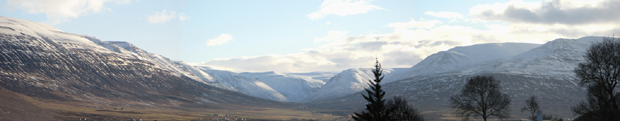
[
  {"left": 0, "top": 88, "right": 346, "bottom": 121},
  {"left": 0, "top": 86, "right": 576, "bottom": 121}
]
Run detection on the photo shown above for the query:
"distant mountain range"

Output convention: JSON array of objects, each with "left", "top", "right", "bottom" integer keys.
[{"left": 311, "top": 36, "right": 609, "bottom": 118}]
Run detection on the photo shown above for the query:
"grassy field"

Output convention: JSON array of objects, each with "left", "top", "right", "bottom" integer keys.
[{"left": 11, "top": 91, "right": 345, "bottom": 121}]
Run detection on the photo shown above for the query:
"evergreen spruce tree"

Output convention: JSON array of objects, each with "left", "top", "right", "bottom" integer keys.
[{"left": 352, "top": 58, "right": 389, "bottom": 121}]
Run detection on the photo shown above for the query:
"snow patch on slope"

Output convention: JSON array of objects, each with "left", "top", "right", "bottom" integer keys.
[
  {"left": 390, "top": 43, "right": 541, "bottom": 81},
  {"left": 307, "top": 68, "right": 402, "bottom": 102},
  {"left": 0, "top": 16, "right": 125, "bottom": 54},
  {"left": 197, "top": 67, "right": 288, "bottom": 101},
  {"left": 474, "top": 36, "right": 608, "bottom": 76}
]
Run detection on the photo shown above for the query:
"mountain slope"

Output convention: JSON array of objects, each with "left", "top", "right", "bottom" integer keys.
[
  {"left": 390, "top": 43, "right": 540, "bottom": 81},
  {"left": 107, "top": 41, "right": 221, "bottom": 86},
  {"left": 306, "top": 68, "right": 403, "bottom": 102},
  {"left": 0, "top": 16, "right": 287, "bottom": 112},
  {"left": 484, "top": 37, "right": 603, "bottom": 76},
  {"left": 196, "top": 67, "right": 288, "bottom": 101}
]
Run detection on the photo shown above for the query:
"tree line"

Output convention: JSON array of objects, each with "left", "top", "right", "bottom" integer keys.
[{"left": 351, "top": 37, "right": 620, "bottom": 121}]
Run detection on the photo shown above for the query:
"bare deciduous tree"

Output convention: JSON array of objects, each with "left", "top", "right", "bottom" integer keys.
[
  {"left": 573, "top": 37, "right": 620, "bottom": 120},
  {"left": 450, "top": 76, "right": 511, "bottom": 121},
  {"left": 521, "top": 96, "right": 540, "bottom": 120}
]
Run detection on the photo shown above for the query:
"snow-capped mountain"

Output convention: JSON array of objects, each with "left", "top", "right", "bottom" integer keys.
[
  {"left": 425, "top": 36, "right": 606, "bottom": 77},
  {"left": 306, "top": 68, "right": 404, "bottom": 102},
  {"left": 106, "top": 41, "right": 222, "bottom": 86},
  {"left": 483, "top": 37, "right": 603, "bottom": 76},
  {"left": 0, "top": 15, "right": 220, "bottom": 87},
  {"left": 0, "top": 16, "right": 285, "bottom": 108},
  {"left": 0, "top": 15, "right": 303, "bottom": 102},
  {"left": 241, "top": 71, "right": 326, "bottom": 102},
  {"left": 196, "top": 67, "right": 288, "bottom": 101},
  {"left": 390, "top": 43, "right": 540, "bottom": 81}
]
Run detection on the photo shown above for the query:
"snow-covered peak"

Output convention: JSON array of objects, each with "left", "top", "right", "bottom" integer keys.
[
  {"left": 0, "top": 16, "right": 61, "bottom": 38},
  {"left": 323, "top": 68, "right": 376, "bottom": 84},
  {"left": 0, "top": 16, "right": 130, "bottom": 55},
  {"left": 0, "top": 16, "right": 220, "bottom": 87},
  {"left": 198, "top": 68, "right": 288, "bottom": 101},
  {"left": 512, "top": 37, "right": 600, "bottom": 59}
]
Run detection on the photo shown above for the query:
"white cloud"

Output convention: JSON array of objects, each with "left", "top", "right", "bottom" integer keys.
[
  {"left": 206, "top": 34, "right": 233, "bottom": 46},
  {"left": 198, "top": 17, "right": 614, "bottom": 72},
  {"left": 178, "top": 13, "right": 190, "bottom": 22},
  {"left": 147, "top": 9, "right": 175, "bottom": 24},
  {"left": 306, "top": 0, "right": 383, "bottom": 20},
  {"left": 147, "top": 9, "right": 190, "bottom": 24},
  {"left": 424, "top": 11, "right": 463, "bottom": 19},
  {"left": 198, "top": 0, "right": 620, "bottom": 73},
  {"left": 314, "top": 30, "right": 348, "bottom": 43},
  {"left": 470, "top": 0, "right": 620, "bottom": 25},
  {"left": 6, "top": 0, "right": 132, "bottom": 25}
]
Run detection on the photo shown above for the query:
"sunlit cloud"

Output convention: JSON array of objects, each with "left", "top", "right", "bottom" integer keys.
[
  {"left": 178, "top": 13, "right": 190, "bottom": 22},
  {"left": 206, "top": 34, "right": 233, "bottom": 46},
  {"left": 470, "top": 0, "right": 620, "bottom": 25},
  {"left": 147, "top": 9, "right": 175, "bottom": 24},
  {"left": 306, "top": 0, "right": 383, "bottom": 20},
  {"left": 198, "top": 0, "right": 620, "bottom": 73},
  {"left": 5, "top": 0, "right": 133, "bottom": 25},
  {"left": 147, "top": 9, "right": 190, "bottom": 24},
  {"left": 198, "top": 15, "right": 612, "bottom": 72}
]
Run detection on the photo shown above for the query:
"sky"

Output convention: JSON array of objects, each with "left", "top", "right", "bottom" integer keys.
[{"left": 1, "top": 0, "right": 619, "bottom": 73}]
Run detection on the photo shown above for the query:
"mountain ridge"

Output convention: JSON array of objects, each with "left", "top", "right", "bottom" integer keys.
[{"left": 0, "top": 16, "right": 288, "bottom": 109}]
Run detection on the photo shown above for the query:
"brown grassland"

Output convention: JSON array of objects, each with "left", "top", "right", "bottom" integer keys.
[
  {"left": 0, "top": 86, "right": 575, "bottom": 121},
  {"left": 0, "top": 87, "right": 345, "bottom": 121}
]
